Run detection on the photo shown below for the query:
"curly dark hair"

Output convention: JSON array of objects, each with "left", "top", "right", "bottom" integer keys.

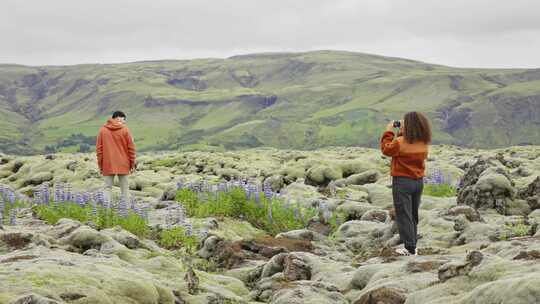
[
  {"left": 112, "top": 111, "right": 126, "bottom": 119},
  {"left": 403, "top": 111, "right": 431, "bottom": 144}
]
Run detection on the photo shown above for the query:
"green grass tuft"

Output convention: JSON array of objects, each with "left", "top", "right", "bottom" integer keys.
[
  {"left": 423, "top": 183, "right": 457, "bottom": 197},
  {"left": 33, "top": 201, "right": 150, "bottom": 237}
]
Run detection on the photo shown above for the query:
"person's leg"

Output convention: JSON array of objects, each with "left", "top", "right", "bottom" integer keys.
[
  {"left": 118, "top": 174, "right": 129, "bottom": 200},
  {"left": 103, "top": 175, "right": 114, "bottom": 203},
  {"left": 411, "top": 179, "right": 423, "bottom": 250},
  {"left": 392, "top": 177, "right": 416, "bottom": 255}
]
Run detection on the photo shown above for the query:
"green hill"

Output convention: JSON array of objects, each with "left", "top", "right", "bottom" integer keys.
[{"left": 0, "top": 50, "right": 539, "bottom": 154}]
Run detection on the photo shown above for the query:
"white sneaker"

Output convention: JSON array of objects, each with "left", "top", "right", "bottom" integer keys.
[{"left": 395, "top": 247, "right": 411, "bottom": 256}]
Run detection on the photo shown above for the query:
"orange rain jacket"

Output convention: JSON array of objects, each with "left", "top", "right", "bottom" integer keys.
[{"left": 96, "top": 118, "right": 136, "bottom": 176}]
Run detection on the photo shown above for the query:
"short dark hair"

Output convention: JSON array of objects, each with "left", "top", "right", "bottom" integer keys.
[
  {"left": 112, "top": 111, "right": 126, "bottom": 119},
  {"left": 403, "top": 111, "right": 432, "bottom": 144}
]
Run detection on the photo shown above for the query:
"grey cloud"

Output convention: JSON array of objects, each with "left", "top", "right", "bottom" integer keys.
[{"left": 2, "top": 0, "right": 540, "bottom": 68}]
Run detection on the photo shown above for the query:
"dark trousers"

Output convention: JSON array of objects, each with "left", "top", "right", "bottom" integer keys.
[{"left": 392, "top": 176, "right": 423, "bottom": 254}]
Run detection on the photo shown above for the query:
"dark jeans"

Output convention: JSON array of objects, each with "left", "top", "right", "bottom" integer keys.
[{"left": 392, "top": 176, "right": 423, "bottom": 254}]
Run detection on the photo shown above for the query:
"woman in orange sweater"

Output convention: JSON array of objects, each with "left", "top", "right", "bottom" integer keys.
[{"left": 380, "top": 112, "right": 432, "bottom": 256}]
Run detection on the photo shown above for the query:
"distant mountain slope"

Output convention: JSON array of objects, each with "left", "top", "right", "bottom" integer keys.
[{"left": 0, "top": 50, "right": 539, "bottom": 154}]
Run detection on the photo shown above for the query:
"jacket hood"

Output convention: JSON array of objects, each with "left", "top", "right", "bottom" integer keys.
[{"left": 104, "top": 118, "right": 125, "bottom": 131}]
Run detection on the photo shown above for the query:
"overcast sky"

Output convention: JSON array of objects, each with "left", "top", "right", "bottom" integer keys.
[{"left": 3, "top": 0, "right": 540, "bottom": 68}]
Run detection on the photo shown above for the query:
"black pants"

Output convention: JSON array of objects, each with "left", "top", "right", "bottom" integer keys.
[{"left": 392, "top": 176, "right": 423, "bottom": 254}]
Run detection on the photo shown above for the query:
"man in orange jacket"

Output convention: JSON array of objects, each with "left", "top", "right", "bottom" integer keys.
[{"left": 96, "top": 111, "right": 136, "bottom": 202}]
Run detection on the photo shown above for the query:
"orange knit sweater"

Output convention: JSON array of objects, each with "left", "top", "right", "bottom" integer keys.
[{"left": 380, "top": 131, "right": 428, "bottom": 179}]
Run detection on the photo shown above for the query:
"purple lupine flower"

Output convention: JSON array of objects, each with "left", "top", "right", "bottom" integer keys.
[
  {"left": 91, "top": 199, "right": 97, "bottom": 216},
  {"left": 201, "top": 179, "right": 208, "bottom": 192},
  {"left": 247, "top": 182, "right": 257, "bottom": 195},
  {"left": 59, "top": 184, "right": 66, "bottom": 203},
  {"left": 97, "top": 190, "right": 105, "bottom": 207},
  {"left": 318, "top": 202, "right": 329, "bottom": 223},
  {"left": 8, "top": 191, "right": 15, "bottom": 207},
  {"left": 184, "top": 222, "right": 193, "bottom": 236},
  {"left": 103, "top": 192, "right": 111, "bottom": 212},
  {"left": 41, "top": 186, "right": 48, "bottom": 205},
  {"left": 267, "top": 206, "right": 273, "bottom": 224},
  {"left": 263, "top": 181, "right": 273, "bottom": 201},
  {"left": 54, "top": 184, "right": 61, "bottom": 208},
  {"left": 170, "top": 206, "right": 179, "bottom": 225},
  {"left": 9, "top": 208, "right": 16, "bottom": 225},
  {"left": 118, "top": 195, "right": 128, "bottom": 218},
  {"left": 132, "top": 204, "right": 142, "bottom": 218},
  {"left": 42, "top": 182, "right": 51, "bottom": 205},
  {"left": 432, "top": 169, "right": 443, "bottom": 185},
  {"left": 75, "top": 192, "right": 83, "bottom": 206},
  {"left": 245, "top": 186, "right": 251, "bottom": 201},
  {"left": 66, "top": 183, "right": 72, "bottom": 202},
  {"left": 294, "top": 206, "right": 299, "bottom": 221},
  {"left": 142, "top": 204, "right": 150, "bottom": 221},
  {"left": 33, "top": 188, "right": 42, "bottom": 206},
  {"left": 93, "top": 191, "right": 99, "bottom": 206},
  {"left": 177, "top": 178, "right": 185, "bottom": 190},
  {"left": 130, "top": 195, "right": 137, "bottom": 211},
  {"left": 62, "top": 183, "right": 67, "bottom": 201},
  {"left": 0, "top": 210, "right": 3, "bottom": 227},
  {"left": 83, "top": 192, "right": 91, "bottom": 205},
  {"left": 254, "top": 191, "right": 260, "bottom": 205},
  {"left": 221, "top": 181, "right": 228, "bottom": 192}
]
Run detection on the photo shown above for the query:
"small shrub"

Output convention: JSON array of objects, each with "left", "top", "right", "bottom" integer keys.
[
  {"left": 499, "top": 223, "right": 531, "bottom": 240},
  {"left": 160, "top": 226, "right": 198, "bottom": 252},
  {"left": 176, "top": 187, "right": 340, "bottom": 236},
  {"left": 152, "top": 158, "right": 178, "bottom": 167},
  {"left": 512, "top": 223, "right": 531, "bottom": 237}
]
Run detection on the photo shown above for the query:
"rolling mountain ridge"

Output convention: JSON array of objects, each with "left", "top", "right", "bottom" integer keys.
[{"left": 0, "top": 50, "right": 539, "bottom": 154}]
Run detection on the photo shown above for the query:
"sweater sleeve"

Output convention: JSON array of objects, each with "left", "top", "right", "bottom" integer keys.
[
  {"left": 126, "top": 129, "right": 136, "bottom": 169},
  {"left": 96, "top": 129, "right": 103, "bottom": 171},
  {"left": 380, "top": 131, "right": 400, "bottom": 157}
]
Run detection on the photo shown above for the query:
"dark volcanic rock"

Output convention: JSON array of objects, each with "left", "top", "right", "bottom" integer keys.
[
  {"left": 519, "top": 176, "right": 540, "bottom": 210},
  {"left": 457, "top": 157, "right": 516, "bottom": 214}
]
